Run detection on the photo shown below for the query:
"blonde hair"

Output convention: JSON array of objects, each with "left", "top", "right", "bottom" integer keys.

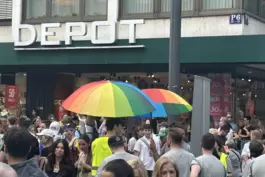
[
  {"left": 152, "top": 157, "right": 179, "bottom": 177},
  {"left": 127, "top": 160, "right": 148, "bottom": 177}
]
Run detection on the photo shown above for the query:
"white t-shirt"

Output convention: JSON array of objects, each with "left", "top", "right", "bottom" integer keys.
[
  {"left": 134, "top": 136, "right": 160, "bottom": 171},
  {"left": 128, "top": 137, "right": 137, "bottom": 152}
]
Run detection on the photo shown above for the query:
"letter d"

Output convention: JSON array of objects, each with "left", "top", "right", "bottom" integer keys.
[{"left": 13, "top": 24, "right": 37, "bottom": 47}]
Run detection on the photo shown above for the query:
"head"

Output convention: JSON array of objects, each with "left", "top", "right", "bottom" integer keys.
[
  {"left": 218, "top": 124, "right": 230, "bottom": 137},
  {"left": 201, "top": 133, "right": 216, "bottom": 152},
  {"left": 49, "top": 121, "right": 60, "bottom": 135},
  {"left": 226, "top": 112, "right": 232, "bottom": 121},
  {"left": 250, "top": 129, "right": 263, "bottom": 141},
  {"left": 167, "top": 128, "right": 182, "bottom": 148},
  {"left": 52, "top": 139, "right": 70, "bottom": 158},
  {"left": 37, "top": 129, "right": 54, "bottom": 145},
  {"left": 33, "top": 117, "right": 42, "bottom": 127},
  {"left": 4, "top": 127, "right": 32, "bottom": 160},
  {"left": 105, "top": 118, "right": 122, "bottom": 135},
  {"left": 108, "top": 136, "right": 124, "bottom": 153},
  {"left": 209, "top": 128, "right": 218, "bottom": 136},
  {"left": 32, "top": 109, "right": 36, "bottom": 116},
  {"left": 249, "top": 140, "right": 264, "bottom": 158},
  {"left": 63, "top": 124, "right": 76, "bottom": 141},
  {"left": 142, "top": 124, "right": 152, "bottom": 139},
  {"left": 244, "top": 116, "right": 251, "bottom": 126},
  {"left": 18, "top": 116, "right": 31, "bottom": 129},
  {"left": 127, "top": 160, "right": 148, "bottom": 177},
  {"left": 101, "top": 159, "right": 134, "bottom": 177},
  {"left": 225, "top": 140, "right": 235, "bottom": 150},
  {"left": 61, "top": 115, "right": 71, "bottom": 125},
  {"left": 238, "top": 119, "right": 244, "bottom": 128},
  {"left": 79, "top": 134, "right": 91, "bottom": 153},
  {"left": 219, "top": 117, "right": 228, "bottom": 127},
  {"left": 157, "top": 127, "right": 169, "bottom": 145},
  {"left": 38, "top": 122, "right": 47, "bottom": 132},
  {"left": 153, "top": 157, "right": 179, "bottom": 177},
  {"left": 28, "top": 124, "right": 36, "bottom": 135},
  {"left": 134, "top": 126, "right": 143, "bottom": 140},
  {"left": 7, "top": 116, "right": 17, "bottom": 128}
]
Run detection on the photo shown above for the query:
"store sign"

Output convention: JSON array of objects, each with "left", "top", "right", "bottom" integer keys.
[
  {"left": 5, "top": 85, "right": 18, "bottom": 109},
  {"left": 208, "top": 73, "right": 231, "bottom": 122},
  {"left": 14, "top": 20, "right": 144, "bottom": 49}
]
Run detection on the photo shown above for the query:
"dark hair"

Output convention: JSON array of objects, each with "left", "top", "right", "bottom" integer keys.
[
  {"left": 45, "top": 139, "right": 73, "bottom": 176},
  {"left": 201, "top": 133, "right": 216, "bottom": 150},
  {"left": 168, "top": 128, "right": 183, "bottom": 145},
  {"left": 142, "top": 124, "right": 152, "bottom": 130},
  {"left": 249, "top": 140, "right": 264, "bottom": 158},
  {"left": 18, "top": 116, "right": 31, "bottom": 129},
  {"left": 79, "top": 134, "right": 91, "bottom": 165},
  {"left": 220, "top": 123, "right": 230, "bottom": 132},
  {"left": 4, "top": 127, "right": 32, "bottom": 158},
  {"left": 105, "top": 118, "right": 121, "bottom": 131},
  {"left": 169, "top": 121, "right": 185, "bottom": 130},
  {"left": 7, "top": 116, "right": 17, "bottom": 126},
  {"left": 103, "top": 159, "right": 134, "bottom": 177},
  {"left": 133, "top": 126, "right": 143, "bottom": 140}
]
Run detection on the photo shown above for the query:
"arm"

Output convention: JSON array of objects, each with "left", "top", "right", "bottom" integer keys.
[
  {"left": 226, "top": 157, "right": 233, "bottom": 177},
  {"left": 134, "top": 140, "right": 141, "bottom": 157},
  {"left": 190, "top": 164, "right": 201, "bottom": 177},
  {"left": 238, "top": 129, "right": 248, "bottom": 138}
]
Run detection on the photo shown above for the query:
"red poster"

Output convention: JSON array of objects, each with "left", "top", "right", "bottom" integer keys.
[
  {"left": 208, "top": 73, "right": 231, "bottom": 122},
  {"left": 5, "top": 85, "right": 18, "bottom": 109}
]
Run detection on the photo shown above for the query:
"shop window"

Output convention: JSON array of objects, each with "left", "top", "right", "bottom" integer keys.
[{"left": 25, "top": 0, "right": 107, "bottom": 22}]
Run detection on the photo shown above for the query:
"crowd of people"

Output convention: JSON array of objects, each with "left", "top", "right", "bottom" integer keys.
[{"left": 0, "top": 113, "right": 264, "bottom": 177}]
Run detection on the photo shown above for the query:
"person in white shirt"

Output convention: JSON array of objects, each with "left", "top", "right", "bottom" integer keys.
[
  {"left": 128, "top": 126, "right": 143, "bottom": 153},
  {"left": 134, "top": 124, "right": 160, "bottom": 177}
]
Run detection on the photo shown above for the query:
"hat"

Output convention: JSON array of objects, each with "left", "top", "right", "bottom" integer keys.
[
  {"left": 157, "top": 127, "right": 169, "bottom": 137},
  {"left": 37, "top": 129, "right": 54, "bottom": 138},
  {"left": 49, "top": 121, "right": 60, "bottom": 135},
  {"left": 108, "top": 136, "right": 124, "bottom": 147},
  {"left": 64, "top": 123, "right": 76, "bottom": 132}
]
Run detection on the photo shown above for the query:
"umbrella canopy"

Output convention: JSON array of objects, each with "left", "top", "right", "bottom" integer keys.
[
  {"left": 62, "top": 80, "right": 156, "bottom": 118},
  {"left": 140, "top": 88, "right": 192, "bottom": 117}
]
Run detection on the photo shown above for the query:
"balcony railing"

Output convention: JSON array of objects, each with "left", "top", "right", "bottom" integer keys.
[{"left": 120, "top": 0, "right": 265, "bottom": 22}]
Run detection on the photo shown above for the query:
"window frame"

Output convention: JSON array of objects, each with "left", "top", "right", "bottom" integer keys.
[
  {"left": 22, "top": 0, "right": 108, "bottom": 24},
  {"left": 119, "top": 0, "right": 245, "bottom": 19}
]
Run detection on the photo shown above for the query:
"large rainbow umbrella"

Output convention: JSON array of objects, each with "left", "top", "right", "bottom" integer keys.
[
  {"left": 62, "top": 80, "right": 156, "bottom": 118},
  {"left": 138, "top": 88, "right": 192, "bottom": 117}
]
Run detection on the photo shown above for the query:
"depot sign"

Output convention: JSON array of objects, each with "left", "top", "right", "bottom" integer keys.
[{"left": 13, "top": 19, "right": 144, "bottom": 47}]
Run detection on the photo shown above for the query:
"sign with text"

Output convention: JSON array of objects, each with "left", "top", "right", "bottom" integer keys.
[
  {"left": 13, "top": 20, "right": 145, "bottom": 50},
  {"left": 229, "top": 14, "right": 242, "bottom": 24},
  {"left": 208, "top": 73, "right": 231, "bottom": 121},
  {"left": 5, "top": 85, "right": 18, "bottom": 109}
]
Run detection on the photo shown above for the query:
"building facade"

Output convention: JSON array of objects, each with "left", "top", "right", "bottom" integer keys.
[{"left": 0, "top": 0, "right": 265, "bottom": 120}]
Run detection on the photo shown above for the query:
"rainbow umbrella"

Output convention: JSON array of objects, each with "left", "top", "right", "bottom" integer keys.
[
  {"left": 62, "top": 80, "right": 156, "bottom": 118},
  {"left": 139, "top": 88, "right": 192, "bottom": 117}
]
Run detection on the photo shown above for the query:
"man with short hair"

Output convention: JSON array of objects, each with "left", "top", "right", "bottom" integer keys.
[
  {"left": 134, "top": 124, "right": 160, "bottom": 177},
  {"left": 190, "top": 133, "right": 226, "bottom": 177},
  {"left": 96, "top": 136, "right": 144, "bottom": 177},
  {"left": 162, "top": 128, "right": 194, "bottom": 177},
  {"left": 64, "top": 124, "right": 80, "bottom": 163},
  {"left": 216, "top": 123, "right": 230, "bottom": 145},
  {"left": 169, "top": 121, "right": 191, "bottom": 152},
  {"left": 4, "top": 127, "right": 47, "bottom": 177},
  {"left": 91, "top": 118, "right": 122, "bottom": 176}
]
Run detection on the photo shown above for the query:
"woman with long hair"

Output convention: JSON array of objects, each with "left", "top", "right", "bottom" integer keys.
[
  {"left": 75, "top": 134, "right": 92, "bottom": 177},
  {"left": 152, "top": 157, "right": 179, "bottom": 177},
  {"left": 45, "top": 139, "right": 74, "bottom": 177}
]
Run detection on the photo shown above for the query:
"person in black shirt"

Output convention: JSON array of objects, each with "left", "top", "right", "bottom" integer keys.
[
  {"left": 37, "top": 129, "right": 54, "bottom": 157},
  {"left": 216, "top": 123, "right": 230, "bottom": 146},
  {"left": 18, "top": 116, "right": 40, "bottom": 160}
]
